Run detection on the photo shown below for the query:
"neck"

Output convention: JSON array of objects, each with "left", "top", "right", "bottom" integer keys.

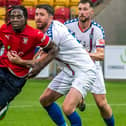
[
  {"left": 78, "top": 20, "right": 91, "bottom": 32},
  {"left": 13, "top": 25, "right": 26, "bottom": 33}
]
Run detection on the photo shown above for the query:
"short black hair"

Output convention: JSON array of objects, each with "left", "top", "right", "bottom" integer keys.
[
  {"left": 78, "top": 0, "right": 94, "bottom": 7},
  {"left": 9, "top": 5, "right": 28, "bottom": 21},
  {"left": 36, "top": 4, "right": 54, "bottom": 16}
]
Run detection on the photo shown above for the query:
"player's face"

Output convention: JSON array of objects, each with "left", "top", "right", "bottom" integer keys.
[
  {"left": 10, "top": 9, "right": 25, "bottom": 31},
  {"left": 78, "top": 3, "right": 93, "bottom": 23},
  {"left": 35, "top": 8, "right": 51, "bottom": 30}
]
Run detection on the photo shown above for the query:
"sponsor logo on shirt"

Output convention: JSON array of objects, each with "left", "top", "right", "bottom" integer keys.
[
  {"left": 10, "top": 50, "right": 24, "bottom": 56},
  {"left": 98, "top": 39, "right": 105, "bottom": 45},
  {"left": 23, "top": 37, "right": 28, "bottom": 44},
  {"left": 5, "top": 35, "right": 10, "bottom": 40}
]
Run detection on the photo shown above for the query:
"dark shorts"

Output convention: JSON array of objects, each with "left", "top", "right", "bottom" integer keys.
[{"left": 0, "top": 68, "right": 27, "bottom": 108}]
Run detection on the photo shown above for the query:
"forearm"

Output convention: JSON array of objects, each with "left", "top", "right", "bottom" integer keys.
[
  {"left": 89, "top": 52, "right": 104, "bottom": 61},
  {"left": 37, "top": 46, "right": 58, "bottom": 70},
  {"left": 17, "top": 59, "right": 34, "bottom": 68},
  {"left": 89, "top": 47, "right": 104, "bottom": 61},
  {"left": 27, "top": 42, "right": 58, "bottom": 78}
]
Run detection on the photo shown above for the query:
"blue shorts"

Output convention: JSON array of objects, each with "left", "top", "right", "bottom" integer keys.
[{"left": 0, "top": 68, "right": 26, "bottom": 108}]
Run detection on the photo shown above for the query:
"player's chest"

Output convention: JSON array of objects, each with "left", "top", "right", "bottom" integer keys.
[
  {"left": 2, "top": 33, "right": 35, "bottom": 56},
  {"left": 75, "top": 31, "right": 96, "bottom": 46},
  {"left": 3, "top": 33, "right": 34, "bottom": 48}
]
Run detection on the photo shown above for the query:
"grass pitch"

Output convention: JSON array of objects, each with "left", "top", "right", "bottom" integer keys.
[{"left": 0, "top": 79, "right": 126, "bottom": 126}]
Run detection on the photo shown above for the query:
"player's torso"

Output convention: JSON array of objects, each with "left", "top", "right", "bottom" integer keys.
[
  {"left": 46, "top": 21, "right": 96, "bottom": 73},
  {"left": 65, "top": 19, "right": 104, "bottom": 53},
  {"left": 71, "top": 25, "right": 96, "bottom": 53},
  {"left": 65, "top": 19, "right": 105, "bottom": 68},
  {"left": 0, "top": 24, "right": 40, "bottom": 77},
  {"left": 0, "top": 24, "right": 39, "bottom": 59}
]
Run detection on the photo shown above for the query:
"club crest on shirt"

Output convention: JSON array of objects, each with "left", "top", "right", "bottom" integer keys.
[
  {"left": 5, "top": 35, "right": 10, "bottom": 40},
  {"left": 38, "top": 31, "right": 41, "bottom": 34},
  {"left": 23, "top": 37, "right": 28, "bottom": 44}
]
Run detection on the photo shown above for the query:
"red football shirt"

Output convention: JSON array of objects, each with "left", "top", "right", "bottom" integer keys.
[{"left": 0, "top": 24, "right": 50, "bottom": 77}]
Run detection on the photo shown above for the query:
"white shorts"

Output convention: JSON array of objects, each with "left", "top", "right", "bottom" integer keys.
[
  {"left": 90, "top": 67, "right": 106, "bottom": 94},
  {"left": 48, "top": 70, "right": 96, "bottom": 98}
]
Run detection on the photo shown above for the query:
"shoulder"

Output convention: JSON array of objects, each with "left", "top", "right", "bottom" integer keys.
[
  {"left": 0, "top": 24, "right": 8, "bottom": 31},
  {"left": 0, "top": 24, "right": 7, "bottom": 28},
  {"left": 52, "top": 21, "right": 72, "bottom": 39},
  {"left": 92, "top": 20, "right": 104, "bottom": 32},
  {"left": 0, "top": 24, "right": 14, "bottom": 34},
  {"left": 64, "top": 18, "right": 79, "bottom": 25},
  {"left": 53, "top": 20, "right": 68, "bottom": 31},
  {"left": 53, "top": 20, "right": 65, "bottom": 27},
  {"left": 91, "top": 21, "right": 105, "bottom": 38}
]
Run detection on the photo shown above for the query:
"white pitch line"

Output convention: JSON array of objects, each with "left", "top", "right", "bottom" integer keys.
[
  {"left": 10, "top": 103, "right": 126, "bottom": 109},
  {"left": 10, "top": 104, "right": 40, "bottom": 108},
  {"left": 87, "top": 104, "right": 126, "bottom": 106}
]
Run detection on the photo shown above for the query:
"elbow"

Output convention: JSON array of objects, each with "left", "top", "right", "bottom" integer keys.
[
  {"left": 54, "top": 44, "right": 59, "bottom": 56},
  {"left": 51, "top": 44, "right": 59, "bottom": 58},
  {"left": 43, "top": 41, "right": 59, "bottom": 58}
]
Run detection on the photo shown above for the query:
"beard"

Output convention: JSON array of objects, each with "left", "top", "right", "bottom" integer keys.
[
  {"left": 36, "top": 21, "right": 48, "bottom": 30},
  {"left": 79, "top": 16, "right": 90, "bottom": 23}
]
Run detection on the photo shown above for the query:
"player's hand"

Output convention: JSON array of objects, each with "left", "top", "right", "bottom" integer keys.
[
  {"left": 27, "top": 62, "right": 41, "bottom": 78},
  {"left": 7, "top": 51, "right": 22, "bottom": 64}
]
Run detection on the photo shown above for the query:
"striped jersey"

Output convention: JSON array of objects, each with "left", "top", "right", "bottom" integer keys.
[
  {"left": 46, "top": 20, "right": 96, "bottom": 76},
  {"left": 65, "top": 18, "right": 105, "bottom": 68}
]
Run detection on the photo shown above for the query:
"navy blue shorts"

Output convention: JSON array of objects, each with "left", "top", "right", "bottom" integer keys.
[{"left": 0, "top": 68, "right": 27, "bottom": 108}]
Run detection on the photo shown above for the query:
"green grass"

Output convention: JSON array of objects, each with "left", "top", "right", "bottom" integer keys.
[{"left": 0, "top": 79, "right": 126, "bottom": 126}]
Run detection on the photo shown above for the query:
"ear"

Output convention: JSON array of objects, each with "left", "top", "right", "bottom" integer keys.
[
  {"left": 49, "top": 15, "right": 53, "bottom": 20},
  {"left": 50, "top": 15, "right": 54, "bottom": 20},
  {"left": 90, "top": 8, "right": 94, "bottom": 15}
]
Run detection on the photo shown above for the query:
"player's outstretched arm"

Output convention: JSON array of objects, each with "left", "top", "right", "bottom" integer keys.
[
  {"left": 33, "top": 48, "right": 48, "bottom": 63},
  {"left": 28, "top": 41, "right": 58, "bottom": 78}
]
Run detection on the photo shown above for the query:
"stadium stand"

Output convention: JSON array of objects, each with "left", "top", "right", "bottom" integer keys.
[
  {"left": 91, "top": 0, "right": 97, "bottom": 2},
  {"left": 54, "top": 0, "right": 69, "bottom": 7},
  {"left": 38, "top": 0, "right": 54, "bottom": 6},
  {"left": 70, "top": 6, "right": 78, "bottom": 19},
  {"left": 0, "top": 0, "right": 6, "bottom": 7},
  {"left": 22, "top": 0, "right": 38, "bottom": 7},
  {"left": 69, "top": 0, "right": 79, "bottom": 6},
  {"left": 0, "top": 7, "right": 6, "bottom": 19},
  {"left": 27, "top": 7, "right": 35, "bottom": 19},
  {"left": 54, "top": 7, "right": 70, "bottom": 23},
  {"left": 0, "top": 19, "right": 5, "bottom": 26},
  {"left": 0, "top": 0, "right": 104, "bottom": 27},
  {"left": 91, "top": 0, "right": 103, "bottom": 7},
  {"left": 6, "top": 0, "right": 21, "bottom": 7},
  {"left": 27, "top": 20, "right": 36, "bottom": 28}
]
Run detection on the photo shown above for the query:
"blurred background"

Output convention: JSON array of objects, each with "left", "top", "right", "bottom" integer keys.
[
  {"left": 0, "top": 0, "right": 125, "bottom": 45},
  {"left": 0, "top": 0, "right": 126, "bottom": 80},
  {"left": 0, "top": 1, "right": 126, "bottom": 126}
]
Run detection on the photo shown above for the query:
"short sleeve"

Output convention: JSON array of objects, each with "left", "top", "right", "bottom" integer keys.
[
  {"left": 95, "top": 28, "right": 105, "bottom": 48},
  {"left": 35, "top": 30, "right": 50, "bottom": 48}
]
